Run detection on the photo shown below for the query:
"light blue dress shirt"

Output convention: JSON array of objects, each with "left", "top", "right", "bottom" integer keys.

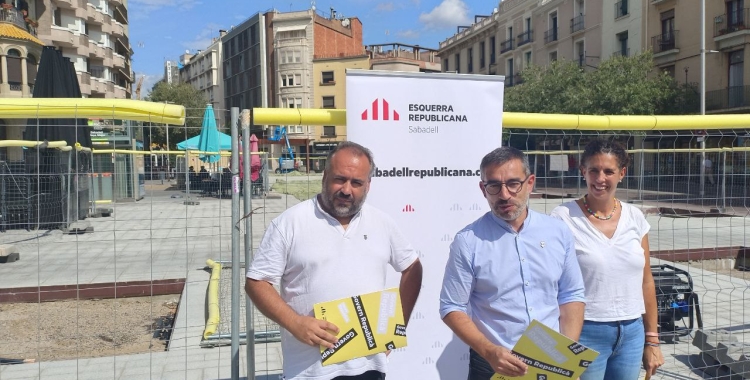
[{"left": 440, "top": 209, "right": 585, "bottom": 350}]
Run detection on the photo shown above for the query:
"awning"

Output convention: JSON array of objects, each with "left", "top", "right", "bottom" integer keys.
[{"left": 276, "top": 24, "right": 307, "bottom": 33}]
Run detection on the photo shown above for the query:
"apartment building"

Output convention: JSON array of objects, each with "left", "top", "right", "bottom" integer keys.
[
  {"left": 261, "top": 8, "right": 365, "bottom": 166},
  {"left": 222, "top": 12, "right": 268, "bottom": 134},
  {"left": 163, "top": 59, "right": 179, "bottom": 84},
  {"left": 645, "top": 0, "right": 749, "bottom": 115},
  {"left": 438, "top": 0, "right": 606, "bottom": 86},
  {"left": 180, "top": 33, "right": 224, "bottom": 119},
  {"left": 36, "top": 0, "right": 133, "bottom": 99}
]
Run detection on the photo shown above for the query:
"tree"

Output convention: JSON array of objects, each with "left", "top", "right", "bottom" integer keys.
[
  {"left": 505, "top": 51, "right": 699, "bottom": 116},
  {"left": 145, "top": 81, "right": 208, "bottom": 150}
]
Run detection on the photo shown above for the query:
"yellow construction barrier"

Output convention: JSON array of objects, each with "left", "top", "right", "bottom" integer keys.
[
  {"left": 0, "top": 98, "right": 185, "bottom": 125},
  {"left": 0, "top": 140, "right": 68, "bottom": 149},
  {"left": 203, "top": 259, "right": 222, "bottom": 340},
  {"left": 253, "top": 108, "right": 750, "bottom": 131}
]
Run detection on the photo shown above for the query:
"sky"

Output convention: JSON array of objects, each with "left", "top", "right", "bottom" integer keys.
[{"left": 129, "top": 0, "right": 493, "bottom": 95}]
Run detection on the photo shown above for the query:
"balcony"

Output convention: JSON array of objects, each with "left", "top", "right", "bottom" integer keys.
[
  {"left": 75, "top": 34, "right": 89, "bottom": 56},
  {"left": 500, "top": 38, "right": 514, "bottom": 53},
  {"left": 714, "top": 9, "right": 750, "bottom": 50},
  {"left": 612, "top": 48, "right": 630, "bottom": 57},
  {"left": 88, "top": 41, "right": 105, "bottom": 59},
  {"left": 517, "top": 30, "right": 533, "bottom": 47},
  {"left": 77, "top": 71, "right": 91, "bottom": 95},
  {"left": 714, "top": 9, "right": 749, "bottom": 36},
  {"left": 111, "top": 21, "right": 125, "bottom": 37},
  {"left": 50, "top": 26, "right": 75, "bottom": 47},
  {"left": 615, "top": 0, "right": 629, "bottom": 19},
  {"left": 571, "top": 14, "right": 585, "bottom": 34},
  {"left": 53, "top": 0, "right": 76, "bottom": 9},
  {"left": 544, "top": 28, "right": 558, "bottom": 44},
  {"left": 87, "top": 5, "right": 104, "bottom": 25},
  {"left": 90, "top": 65, "right": 106, "bottom": 80},
  {"left": 652, "top": 30, "right": 678, "bottom": 54},
  {"left": 113, "top": 85, "right": 126, "bottom": 99},
  {"left": 109, "top": 0, "right": 123, "bottom": 7},
  {"left": 112, "top": 53, "right": 126, "bottom": 69},
  {"left": 706, "top": 86, "right": 750, "bottom": 112},
  {"left": 0, "top": 8, "right": 36, "bottom": 36}
]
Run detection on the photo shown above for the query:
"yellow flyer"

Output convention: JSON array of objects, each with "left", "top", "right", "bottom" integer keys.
[
  {"left": 313, "top": 288, "right": 407, "bottom": 366},
  {"left": 492, "top": 320, "right": 599, "bottom": 380}
]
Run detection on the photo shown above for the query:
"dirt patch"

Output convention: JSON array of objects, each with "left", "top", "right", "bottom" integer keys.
[{"left": 0, "top": 295, "right": 179, "bottom": 362}]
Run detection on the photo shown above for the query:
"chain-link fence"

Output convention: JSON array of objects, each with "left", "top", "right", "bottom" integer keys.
[{"left": 2, "top": 109, "right": 750, "bottom": 380}]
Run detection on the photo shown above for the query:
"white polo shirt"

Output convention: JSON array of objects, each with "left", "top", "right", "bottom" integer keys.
[
  {"left": 551, "top": 201, "right": 649, "bottom": 322},
  {"left": 247, "top": 196, "right": 418, "bottom": 380}
]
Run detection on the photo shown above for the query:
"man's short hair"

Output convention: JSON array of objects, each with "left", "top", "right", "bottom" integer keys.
[
  {"left": 480, "top": 146, "right": 531, "bottom": 179},
  {"left": 325, "top": 141, "right": 376, "bottom": 179}
]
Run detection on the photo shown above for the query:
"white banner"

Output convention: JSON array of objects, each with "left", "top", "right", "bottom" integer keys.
[{"left": 346, "top": 70, "right": 504, "bottom": 380}]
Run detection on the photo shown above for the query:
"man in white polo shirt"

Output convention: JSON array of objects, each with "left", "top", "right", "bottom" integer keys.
[{"left": 246, "top": 141, "right": 423, "bottom": 380}]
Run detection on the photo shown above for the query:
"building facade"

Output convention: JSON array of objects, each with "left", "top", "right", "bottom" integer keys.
[
  {"left": 312, "top": 54, "right": 369, "bottom": 151},
  {"left": 438, "top": 0, "right": 606, "bottom": 85},
  {"left": 163, "top": 60, "right": 179, "bottom": 84},
  {"left": 0, "top": 4, "right": 44, "bottom": 160},
  {"left": 180, "top": 32, "right": 224, "bottom": 119},
  {"left": 36, "top": 0, "right": 133, "bottom": 99},
  {"left": 222, "top": 12, "right": 268, "bottom": 133}
]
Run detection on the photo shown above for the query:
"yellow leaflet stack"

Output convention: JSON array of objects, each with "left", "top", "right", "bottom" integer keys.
[
  {"left": 313, "top": 288, "right": 408, "bottom": 366},
  {"left": 492, "top": 320, "right": 600, "bottom": 380}
]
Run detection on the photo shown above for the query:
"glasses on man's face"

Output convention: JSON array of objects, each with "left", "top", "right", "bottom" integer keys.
[{"left": 482, "top": 175, "right": 531, "bottom": 195}]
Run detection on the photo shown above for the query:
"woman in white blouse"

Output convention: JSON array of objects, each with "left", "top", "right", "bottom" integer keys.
[{"left": 551, "top": 139, "right": 664, "bottom": 380}]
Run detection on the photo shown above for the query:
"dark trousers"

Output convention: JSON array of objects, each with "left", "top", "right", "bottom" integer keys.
[
  {"left": 333, "top": 370, "right": 385, "bottom": 380},
  {"left": 468, "top": 349, "right": 494, "bottom": 380}
]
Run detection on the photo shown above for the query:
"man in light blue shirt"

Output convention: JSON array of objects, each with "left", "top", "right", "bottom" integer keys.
[{"left": 440, "top": 146, "right": 585, "bottom": 379}]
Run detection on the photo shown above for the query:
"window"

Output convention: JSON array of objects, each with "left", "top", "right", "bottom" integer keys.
[
  {"left": 281, "top": 73, "right": 301, "bottom": 87},
  {"left": 575, "top": 40, "right": 585, "bottom": 67},
  {"left": 506, "top": 58, "right": 514, "bottom": 85},
  {"left": 616, "top": 0, "right": 628, "bottom": 18},
  {"left": 444, "top": 58, "right": 449, "bottom": 71},
  {"left": 322, "top": 96, "right": 335, "bottom": 108},
  {"left": 283, "top": 97, "right": 302, "bottom": 108},
  {"left": 455, "top": 53, "right": 460, "bottom": 73},
  {"left": 549, "top": 51, "right": 558, "bottom": 63},
  {"left": 467, "top": 48, "right": 473, "bottom": 72},
  {"left": 524, "top": 51, "right": 532, "bottom": 68},
  {"left": 479, "top": 41, "right": 485, "bottom": 68},
  {"left": 53, "top": 7, "right": 61, "bottom": 27},
  {"left": 322, "top": 71, "right": 334, "bottom": 84},
  {"left": 323, "top": 126, "right": 336, "bottom": 136},
  {"left": 7, "top": 49, "right": 22, "bottom": 87},
  {"left": 729, "top": 50, "right": 744, "bottom": 107},
  {"left": 617, "top": 31, "right": 629, "bottom": 56},
  {"left": 660, "top": 10, "right": 675, "bottom": 52},
  {"left": 727, "top": 0, "right": 744, "bottom": 31},
  {"left": 83, "top": 22, "right": 89, "bottom": 35},
  {"left": 547, "top": 12, "right": 558, "bottom": 43},
  {"left": 278, "top": 30, "right": 306, "bottom": 39},
  {"left": 490, "top": 36, "right": 496, "bottom": 64}
]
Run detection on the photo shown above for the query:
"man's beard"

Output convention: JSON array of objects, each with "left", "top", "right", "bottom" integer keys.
[
  {"left": 491, "top": 197, "right": 526, "bottom": 221},
  {"left": 321, "top": 187, "right": 366, "bottom": 218}
]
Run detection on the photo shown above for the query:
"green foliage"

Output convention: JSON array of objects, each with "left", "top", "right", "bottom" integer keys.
[
  {"left": 145, "top": 81, "right": 208, "bottom": 149},
  {"left": 504, "top": 51, "right": 699, "bottom": 116}
]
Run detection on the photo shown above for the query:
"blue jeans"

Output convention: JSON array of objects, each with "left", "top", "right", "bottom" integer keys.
[{"left": 579, "top": 317, "right": 645, "bottom": 380}]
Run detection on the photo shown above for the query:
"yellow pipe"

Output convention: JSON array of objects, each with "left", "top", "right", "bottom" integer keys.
[
  {"left": 0, "top": 140, "right": 68, "bottom": 148},
  {"left": 203, "top": 259, "right": 222, "bottom": 340},
  {"left": 0, "top": 98, "right": 185, "bottom": 124},
  {"left": 252, "top": 108, "right": 750, "bottom": 131}
]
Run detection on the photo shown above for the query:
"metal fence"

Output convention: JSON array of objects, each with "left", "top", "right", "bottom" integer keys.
[{"left": 2, "top": 116, "right": 750, "bottom": 380}]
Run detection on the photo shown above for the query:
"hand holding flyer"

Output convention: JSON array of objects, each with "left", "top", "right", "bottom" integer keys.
[
  {"left": 492, "top": 320, "right": 599, "bottom": 380},
  {"left": 313, "top": 288, "right": 408, "bottom": 366}
]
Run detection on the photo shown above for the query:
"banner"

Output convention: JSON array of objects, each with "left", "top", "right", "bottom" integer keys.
[{"left": 346, "top": 70, "right": 504, "bottom": 379}]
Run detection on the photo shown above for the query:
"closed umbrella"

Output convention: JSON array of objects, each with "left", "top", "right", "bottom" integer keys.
[
  {"left": 196, "top": 104, "right": 220, "bottom": 163},
  {"left": 250, "top": 134, "right": 261, "bottom": 181},
  {"left": 25, "top": 46, "right": 91, "bottom": 148}
]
